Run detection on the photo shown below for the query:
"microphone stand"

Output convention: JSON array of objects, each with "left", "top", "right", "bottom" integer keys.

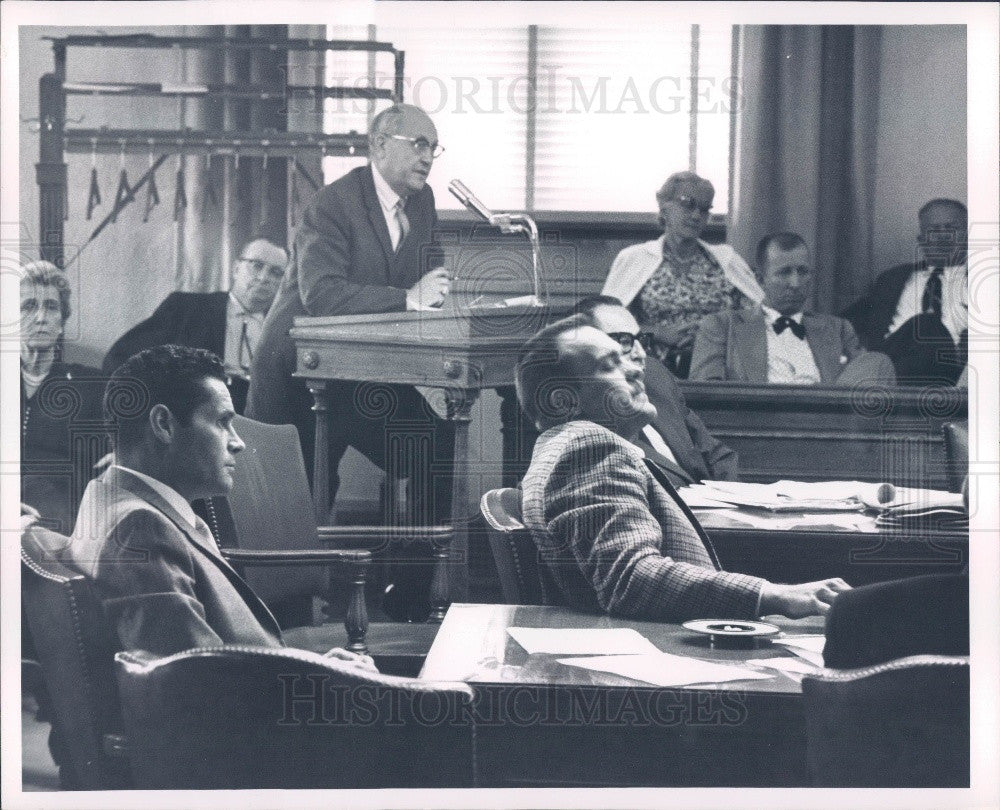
[{"left": 490, "top": 212, "right": 543, "bottom": 307}]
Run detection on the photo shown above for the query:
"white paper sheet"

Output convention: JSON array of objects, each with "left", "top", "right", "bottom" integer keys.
[
  {"left": 746, "top": 656, "right": 822, "bottom": 676},
  {"left": 556, "top": 652, "right": 772, "bottom": 687},
  {"left": 772, "top": 635, "right": 826, "bottom": 667},
  {"left": 507, "top": 627, "right": 661, "bottom": 656}
]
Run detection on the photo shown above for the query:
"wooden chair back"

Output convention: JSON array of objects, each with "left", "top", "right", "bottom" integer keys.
[{"left": 479, "top": 487, "right": 551, "bottom": 605}]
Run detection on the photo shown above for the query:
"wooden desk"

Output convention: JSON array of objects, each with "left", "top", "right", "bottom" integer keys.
[
  {"left": 290, "top": 305, "right": 568, "bottom": 600},
  {"left": 679, "top": 381, "right": 967, "bottom": 489},
  {"left": 420, "top": 603, "right": 824, "bottom": 787},
  {"left": 697, "top": 510, "right": 968, "bottom": 586}
]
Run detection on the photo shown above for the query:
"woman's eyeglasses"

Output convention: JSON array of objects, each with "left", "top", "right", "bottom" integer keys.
[
  {"left": 672, "top": 195, "right": 712, "bottom": 216},
  {"left": 606, "top": 331, "right": 655, "bottom": 354}
]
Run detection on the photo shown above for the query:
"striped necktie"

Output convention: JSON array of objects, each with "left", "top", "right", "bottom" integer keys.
[
  {"left": 394, "top": 200, "right": 410, "bottom": 252},
  {"left": 922, "top": 266, "right": 944, "bottom": 316}
]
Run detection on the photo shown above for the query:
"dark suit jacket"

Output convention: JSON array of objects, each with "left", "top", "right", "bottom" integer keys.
[
  {"left": 823, "top": 574, "right": 968, "bottom": 669},
  {"left": 689, "top": 308, "right": 865, "bottom": 384},
  {"left": 521, "top": 420, "right": 765, "bottom": 622},
  {"left": 841, "top": 263, "right": 917, "bottom": 351},
  {"left": 247, "top": 165, "right": 438, "bottom": 428},
  {"left": 102, "top": 291, "right": 251, "bottom": 412},
  {"left": 70, "top": 467, "right": 283, "bottom": 656},
  {"left": 640, "top": 357, "right": 738, "bottom": 486}
]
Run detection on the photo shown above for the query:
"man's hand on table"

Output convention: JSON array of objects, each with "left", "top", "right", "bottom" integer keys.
[
  {"left": 406, "top": 267, "right": 451, "bottom": 310},
  {"left": 759, "top": 578, "right": 852, "bottom": 618}
]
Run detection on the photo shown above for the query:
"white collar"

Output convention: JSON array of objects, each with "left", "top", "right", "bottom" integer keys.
[
  {"left": 111, "top": 464, "right": 198, "bottom": 528},
  {"left": 227, "top": 292, "right": 263, "bottom": 319},
  {"left": 761, "top": 304, "right": 804, "bottom": 325},
  {"left": 371, "top": 163, "right": 403, "bottom": 215}
]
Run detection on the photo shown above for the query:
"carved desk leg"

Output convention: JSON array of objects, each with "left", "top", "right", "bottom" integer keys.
[
  {"left": 444, "top": 386, "right": 480, "bottom": 602},
  {"left": 307, "top": 379, "right": 331, "bottom": 524}
]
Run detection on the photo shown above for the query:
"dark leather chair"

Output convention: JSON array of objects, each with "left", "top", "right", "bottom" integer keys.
[
  {"left": 479, "top": 487, "right": 551, "bottom": 605},
  {"left": 206, "top": 415, "right": 453, "bottom": 626},
  {"left": 115, "top": 645, "right": 478, "bottom": 789},
  {"left": 942, "top": 420, "right": 969, "bottom": 493},
  {"left": 802, "top": 654, "right": 969, "bottom": 787},
  {"left": 21, "top": 526, "right": 131, "bottom": 790}
]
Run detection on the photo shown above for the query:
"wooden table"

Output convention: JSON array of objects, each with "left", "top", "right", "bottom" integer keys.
[
  {"left": 420, "top": 603, "right": 825, "bottom": 787},
  {"left": 290, "top": 305, "right": 568, "bottom": 600},
  {"left": 697, "top": 510, "right": 968, "bottom": 586}
]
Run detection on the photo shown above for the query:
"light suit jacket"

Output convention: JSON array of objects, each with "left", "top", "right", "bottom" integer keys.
[
  {"left": 689, "top": 307, "right": 866, "bottom": 384},
  {"left": 520, "top": 421, "right": 765, "bottom": 622},
  {"left": 70, "top": 467, "right": 283, "bottom": 655}
]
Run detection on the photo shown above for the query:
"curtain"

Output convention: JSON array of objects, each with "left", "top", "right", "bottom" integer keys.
[{"left": 729, "top": 26, "right": 882, "bottom": 314}]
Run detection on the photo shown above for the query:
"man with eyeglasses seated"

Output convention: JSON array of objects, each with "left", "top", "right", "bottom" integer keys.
[
  {"left": 103, "top": 237, "right": 288, "bottom": 414},
  {"left": 689, "top": 231, "right": 895, "bottom": 386},
  {"left": 574, "top": 295, "right": 738, "bottom": 488},
  {"left": 515, "top": 315, "right": 851, "bottom": 622},
  {"left": 247, "top": 103, "right": 455, "bottom": 621}
]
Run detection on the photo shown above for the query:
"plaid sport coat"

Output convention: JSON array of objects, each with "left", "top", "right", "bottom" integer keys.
[{"left": 521, "top": 420, "right": 765, "bottom": 622}]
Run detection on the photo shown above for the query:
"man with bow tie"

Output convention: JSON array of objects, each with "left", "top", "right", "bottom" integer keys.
[
  {"left": 843, "top": 199, "right": 968, "bottom": 386},
  {"left": 689, "top": 231, "right": 895, "bottom": 385}
]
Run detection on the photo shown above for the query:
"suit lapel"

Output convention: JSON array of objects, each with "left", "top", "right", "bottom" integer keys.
[
  {"left": 803, "top": 313, "right": 839, "bottom": 383},
  {"left": 207, "top": 291, "right": 230, "bottom": 358},
  {"left": 733, "top": 309, "right": 769, "bottom": 382},
  {"left": 641, "top": 457, "right": 722, "bottom": 570},
  {"left": 634, "top": 433, "right": 695, "bottom": 487},
  {"left": 103, "top": 468, "right": 282, "bottom": 636},
  {"left": 360, "top": 165, "right": 394, "bottom": 263}
]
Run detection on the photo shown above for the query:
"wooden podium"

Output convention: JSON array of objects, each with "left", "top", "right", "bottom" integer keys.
[{"left": 290, "top": 304, "right": 567, "bottom": 600}]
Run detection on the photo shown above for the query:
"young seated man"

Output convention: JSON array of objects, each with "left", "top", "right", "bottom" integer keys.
[
  {"left": 69, "top": 344, "right": 371, "bottom": 666},
  {"left": 689, "top": 232, "right": 894, "bottom": 386},
  {"left": 516, "top": 315, "right": 851, "bottom": 622}
]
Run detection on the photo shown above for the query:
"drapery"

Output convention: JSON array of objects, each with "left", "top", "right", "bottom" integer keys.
[{"left": 729, "top": 25, "right": 882, "bottom": 314}]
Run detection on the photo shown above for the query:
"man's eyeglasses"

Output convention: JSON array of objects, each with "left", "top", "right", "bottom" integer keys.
[
  {"left": 240, "top": 257, "right": 285, "bottom": 279},
  {"left": 386, "top": 134, "right": 446, "bottom": 159},
  {"left": 672, "top": 195, "right": 712, "bottom": 216},
  {"left": 606, "top": 331, "right": 655, "bottom": 354}
]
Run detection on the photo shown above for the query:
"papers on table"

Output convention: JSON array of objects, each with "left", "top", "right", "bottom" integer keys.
[
  {"left": 680, "top": 479, "right": 965, "bottom": 517},
  {"left": 746, "top": 656, "right": 822, "bottom": 677},
  {"left": 507, "top": 627, "right": 660, "bottom": 656},
  {"left": 557, "top": 652, "right": 771, "bottom": 687},
  {"left": 771, "top": 635, "right": 826, "bottom": 668}
]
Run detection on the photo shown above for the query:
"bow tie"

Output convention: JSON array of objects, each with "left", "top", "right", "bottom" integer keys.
[{"left": 773, "top": 315, "right": 806, "bottom": 339}]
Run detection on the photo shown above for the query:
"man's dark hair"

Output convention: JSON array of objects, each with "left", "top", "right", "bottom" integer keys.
[
  {"left": 574, "top": 294, "right": 625, "bottom": 319},
  {"left": 515, "top": 314, "right": 590, "bottom": 430},
  {"left": 104, "top": 344, "right": 228, "bottom": 448},
  {"left": 918, "top": 198, "right": 967, "bottom": 223},
  {"left": 754, "top": 231, "right": 808, "bottom": 277}
]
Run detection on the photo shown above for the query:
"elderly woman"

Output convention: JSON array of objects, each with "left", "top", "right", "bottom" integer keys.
[
  {"left": 602, "top": 171, "right": 763, "bottom": 377},
  {"left": 20, "top": 260, "right": 104, "bottom": 533}
]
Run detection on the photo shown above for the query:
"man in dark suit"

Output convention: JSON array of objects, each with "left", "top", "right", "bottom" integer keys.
[
  {"left": 842, "top": 199, "right": 968, "bottom": 385},
  {"left": 516, "top": 315, "right": 851, "bottom": 621},
  {"left": 690, "top": 232, "right": 895, "bottom": 385},
  {"left": 247, "top": 103, "right": 453, "bottom": 526},
  {"left": 102, "top": 237, "right": 288, "bottom": 413},
  {"left": 71, "top": 344, "right": 371, "bottom": 665},
  {"left": 577, "top": 295, "right": 737, "bottom": 488}
]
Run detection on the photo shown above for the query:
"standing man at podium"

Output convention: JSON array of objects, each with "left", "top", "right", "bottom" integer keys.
[{"left": 248, "top": 104, "right": 455, "bottom": 572}]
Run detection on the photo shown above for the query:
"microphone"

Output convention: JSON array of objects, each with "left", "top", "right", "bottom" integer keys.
[{"left": 448, "top": 179, "right": 495, "bottom": 225}]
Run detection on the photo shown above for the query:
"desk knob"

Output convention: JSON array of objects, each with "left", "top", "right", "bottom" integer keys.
[
  {"left": 302, "top": 351, "right": 320, "bottom": 370},
  {"left": 443, "top": 359, "right": 462, "bottom": 379}
]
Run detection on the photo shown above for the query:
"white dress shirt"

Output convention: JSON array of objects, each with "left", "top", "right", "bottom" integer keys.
[
  {"left": 223, "top": 294, "right": 265, "bottom": 378},
  {"left": 641, "top": 424, "right": 679, "bottom": 464},
  {"left": 762, "top": 306, "right": 821, "bottom": 384},
  {"left": 886, "top": 263, "right": 967, "bottom": 345}
]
